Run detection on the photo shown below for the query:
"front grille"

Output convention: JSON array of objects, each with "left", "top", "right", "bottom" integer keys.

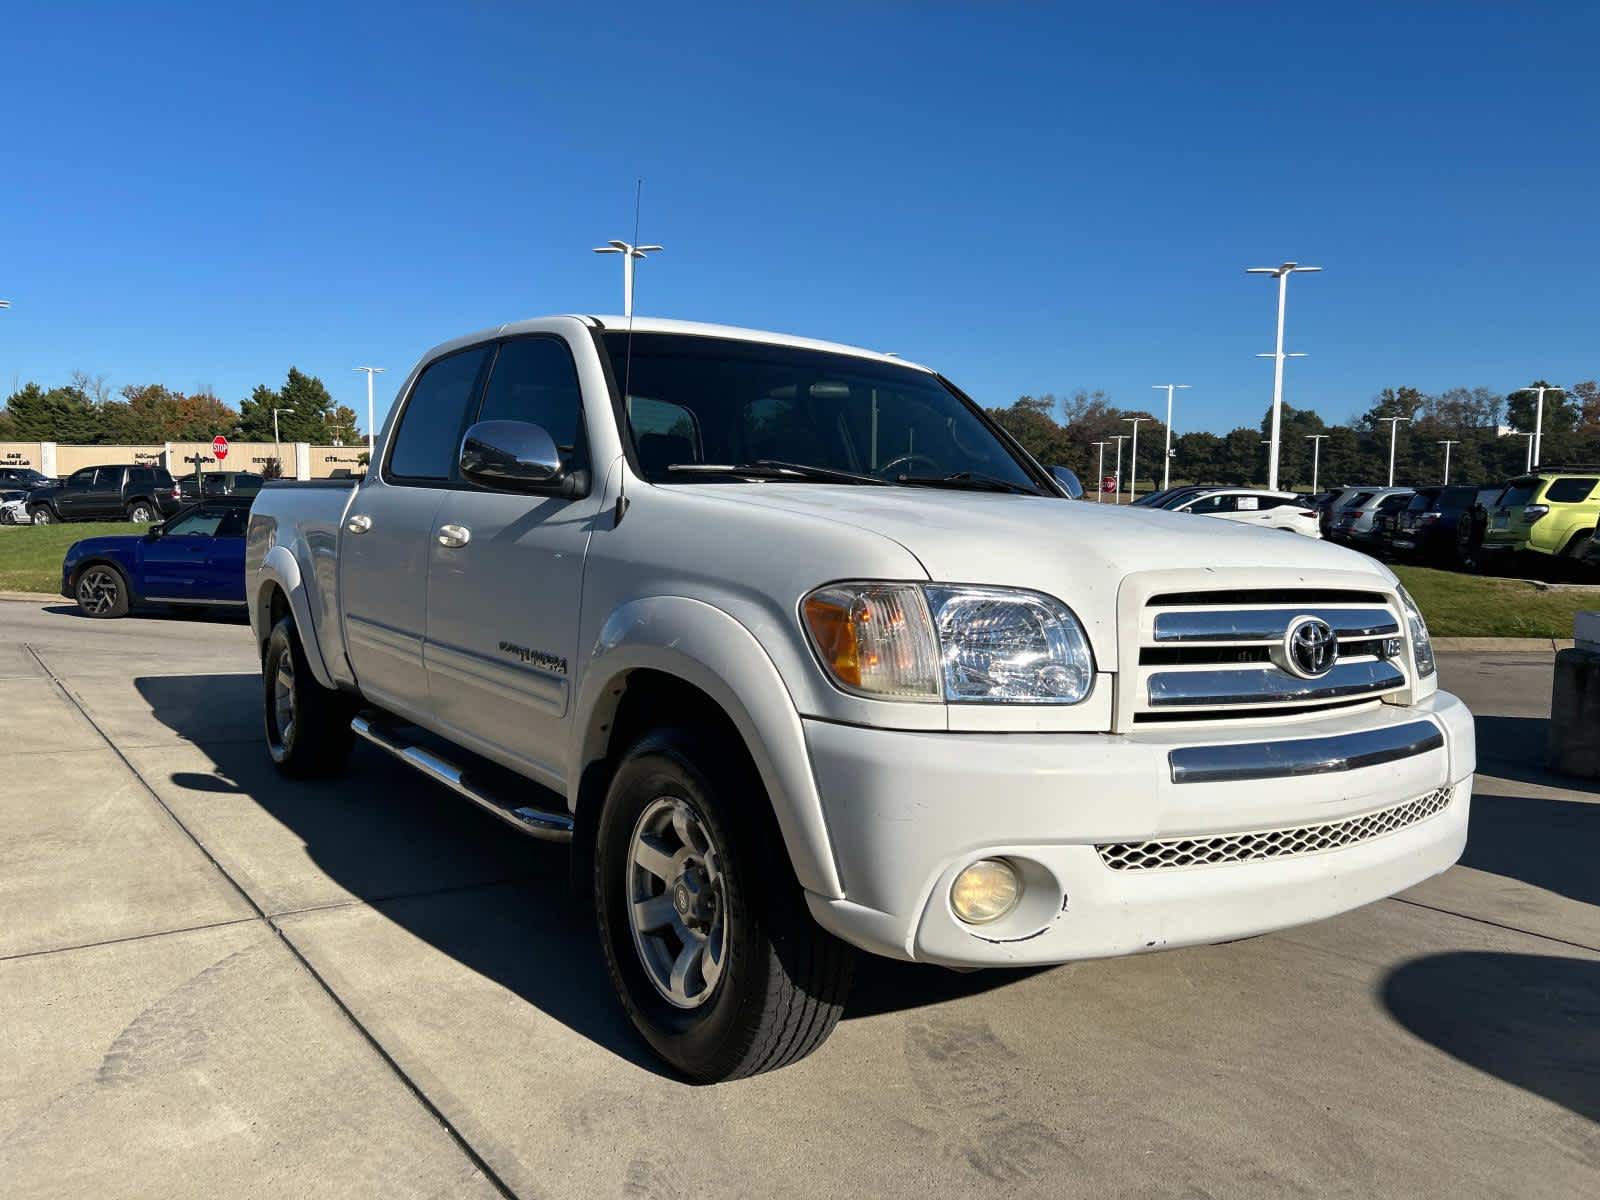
[
  {"left": 1130, "top": 587, "right": 1408, "bottom": 723},
  {"left": 1095, "top": 786, "right": 1453, "bottom": 871}
]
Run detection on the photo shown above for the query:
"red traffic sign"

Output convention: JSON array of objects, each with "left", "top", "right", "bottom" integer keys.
[
  {"left": 212, "top": 436, "right": 229, "bottom": 461},
  {"left": 1102, "top": 475, "right": 1117, "bottom": 493}
]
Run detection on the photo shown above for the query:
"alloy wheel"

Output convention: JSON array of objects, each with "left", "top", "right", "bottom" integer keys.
[
  {"left": 626, "top": 796, "right": 729, "bottom": 1009},
  {"left": 271, "top": 653, "right": 296, "bottom": 752},
  {"left": 129, "top": 504, "right": 153, "bottom": 523},
  {"left": 76, "top": 568, "right": 121, "bottom": 615}
]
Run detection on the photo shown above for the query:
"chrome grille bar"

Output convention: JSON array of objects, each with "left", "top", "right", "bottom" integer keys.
[
  {"left": 1152, "top": 607, "right": 1399, "bottom": 643},
  {"left": 1147, "top": 659, "right": 1405, "bottom": 707}
]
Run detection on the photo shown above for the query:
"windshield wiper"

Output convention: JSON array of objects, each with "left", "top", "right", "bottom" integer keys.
[
  {"left": 667, "top": 460, "right": 889, "bottom": 485},
  {"left": 895, "top": 471, "right": 1038, "bottom": 495}
]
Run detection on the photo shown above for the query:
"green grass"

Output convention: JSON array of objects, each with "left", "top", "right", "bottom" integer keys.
[
  {"left": 0, "top": 522, "right": 145, "bottom": 595},
  {"left": 1391, "top": 563, "right": 1594, "bottom": 639}
]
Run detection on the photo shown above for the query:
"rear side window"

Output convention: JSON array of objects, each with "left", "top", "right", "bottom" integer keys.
[
  {"left": 388, "top": 347, "right": 491, "bottom": 481},
  {"left": 130, "top": 468, "right": 154, "bottom": 485},
  {"left": 1343, "top": 492, "right": 1374, "bottom": 509},
  {"left": 1437, "top": 487, "right": 1475, "bottom": 510},
  {"left": 477, "top": 337, "right": 585, "bottom": 461},
  {"left": 1544, "top": 477, "right": 1598, "bottom": 503}
]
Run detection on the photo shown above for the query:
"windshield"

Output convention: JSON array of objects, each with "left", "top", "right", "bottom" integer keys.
[{"left": 602, "top": 333, "right": 1041, "bottom": 492}]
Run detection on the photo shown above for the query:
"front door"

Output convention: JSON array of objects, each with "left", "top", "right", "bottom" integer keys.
[
  {"left": 56, "top": 468, "right": 99, "bottom": 518},
  {"left": 423, "top": 333, "right": 602, "bottom": 789},
  {"left": 140, "top": 505, "right": 224, "bottom": 600},
  {"left": 339, "top": 344, "right": 490, "bottom": 721}
]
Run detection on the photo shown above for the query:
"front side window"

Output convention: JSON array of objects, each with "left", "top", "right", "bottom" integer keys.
[
  {"left": 164, "top": 508, "right": 224, "bottom": 537},
  {"left": 1186, "top": 494, "right": 1235, "bottom": 514},
  {"left": 68, "top": 468, "right": 95, "bottom": 486},
  {"left": 602, "top": 333, "right": 1040, "bottom": 491},
  {"left": 387, "top": 346, "right": 491, "bottom": 481},
  {"left": 1543, "top": 477, "right": 1598, "bottom": 504},
  {"left": 477, "top": 337, "right": 585, "bottom": 461}
]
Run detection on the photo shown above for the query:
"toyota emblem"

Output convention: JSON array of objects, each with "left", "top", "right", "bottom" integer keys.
[{"left": 1284, "top": 616, "right": 1338, "bottom": 679}]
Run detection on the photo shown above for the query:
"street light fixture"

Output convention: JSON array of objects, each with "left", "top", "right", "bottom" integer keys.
[
  {"left": 1152, "top": 384, "right": 1190, "bottom": 490},
  {"left": 353, "top": 366, "right": 386, "bottom": 459},
  {"left": 592, "top": 240, "right": 663, "bottom": 317},
  {"left": 1437, "top": 439, "right": 1460, "bottom": 485},
  {"left": 1092, "top": 441, "right": 1108, "bottom": 503},
  {"left": 1110, "top": 435, "right": 1128, "bottom": 504},
  {"left": 1508, "top": 429, "right": 1536, "bottom": 472},
  {"left": 1247, "top": 261, "right": 1321, "bottom": 492},
  {"left": 1121, "top": 417, "right": 1148, "bottom": 502},
  {"left": 1379, "top": 416, "right": 1410, "bottom": 486},
  {"left": 1512, "top": 383, "right": 1564, "bottom": 468},
  {"left": 1305, "top": 434, "right": 1329, "bottom": 493}
]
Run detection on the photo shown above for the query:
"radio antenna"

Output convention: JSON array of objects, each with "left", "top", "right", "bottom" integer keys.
[{"left": 614, "top": 178, "right": 644, "bottom": 526}]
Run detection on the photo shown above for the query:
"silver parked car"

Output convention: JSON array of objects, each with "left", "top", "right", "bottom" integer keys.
[{"left": 1329, "top": 487, "right": 1413, "bottom": 545}]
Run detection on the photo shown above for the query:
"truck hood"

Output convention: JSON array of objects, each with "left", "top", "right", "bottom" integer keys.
[{"left": 679, "top": 483, "right": 1395, "bottom": 667}]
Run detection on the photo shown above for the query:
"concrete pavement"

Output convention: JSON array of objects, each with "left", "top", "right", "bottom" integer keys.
[{"left": 1, "top": 599, "right": 1596, "bottom": 1198}]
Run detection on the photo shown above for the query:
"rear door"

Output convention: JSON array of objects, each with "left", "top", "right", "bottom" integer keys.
[
  {"left": 423, "top": 332, "right": 604, "bottom": 786},
  {"left": 340, "top": 343, "right": 491, "bottom": 721}
]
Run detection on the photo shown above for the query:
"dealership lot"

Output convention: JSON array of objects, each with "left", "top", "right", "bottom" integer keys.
[{"left": 1, "top": 599, "right": 1595, "bottom": 1198}]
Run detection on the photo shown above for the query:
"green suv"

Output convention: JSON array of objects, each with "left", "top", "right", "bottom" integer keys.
[{"left": 1476, "top": 471, "right": 1599, "bottom": 569}]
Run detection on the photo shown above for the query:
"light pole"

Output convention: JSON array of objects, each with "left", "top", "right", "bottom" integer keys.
[
  {"left": 1152, "top": 385, "right": 1190, "bottom": 490},
  {"left": 1092, "top": 441, "right": 1108, "bottom": 503},
  {"left": 1110, "top": 435, "right": 1128, "bottom": 503},
  {"left": 1509, "top": 429, "right": 1535, "bottom": 472},
  {"left": 271, "top": 407, "right": 290, "bottom": 473},
  {"left": 1247, "top": 261, "right": 1321, "bottom": 492},
  {"left": 592, "top": 240, "right": 663, "bottom": 316},
  {"left": 1122, "top": 417, "right": 1148, "bottom": 501},
  {"left": 353, "top": 366, "right": 386, "bottom": 459},
  {"left": 1437, "top": 439, "right": 1460, "bottom": 485},
  {"left": 1513, "top": 384, "right": 1564, "bottom": 468},
  {"left": 1305, "top": 434, "right": 1329, "bottom": 493},
  {"left": 1379, "top": 416, "right": 1410, "bottom": 486}
]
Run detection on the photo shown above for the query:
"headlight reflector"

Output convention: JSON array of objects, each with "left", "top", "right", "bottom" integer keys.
[
  {"left": 802, "top": 582, "right": 1095, "bottom": 704},
  {"left": 1396, "top": 585, "right": 1435, "bottom": 678}
]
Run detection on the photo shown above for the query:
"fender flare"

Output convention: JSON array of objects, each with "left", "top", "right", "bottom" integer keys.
[
  {"left": 571, "top": 595, "right": 844, "bottom": 900},
  {"left": 255, "top": 543, "right": 337, "bottom": 689}
]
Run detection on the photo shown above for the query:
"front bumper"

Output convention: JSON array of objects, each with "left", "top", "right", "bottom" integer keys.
[{"left": 803, "top": 691, "right": 1474, "bottom": 967}]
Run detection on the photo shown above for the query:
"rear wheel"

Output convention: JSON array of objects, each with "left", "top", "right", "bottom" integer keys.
[
  {"left": 75, "top": 564, "right": 130, "bottom": 618},
  {"left": 595, "top": 729, "right": 855, "bottom": 1082},
  {"left": 126, "top": 500, "right": 155, "bottom": 523},
  {"left": 263, "top": 615, "right": 354, "bottom": 777}
]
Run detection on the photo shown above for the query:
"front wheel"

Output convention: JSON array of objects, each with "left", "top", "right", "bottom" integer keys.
[
  {"left": 75, "top": 564, "right": 130, "bottom": 618},
  {"left": 29, "top": 506, "right": 55, "bottom": 525},
  {"left": 263, "top": 616, "right": 355, "bottom": 778},
  {"left": 595, "top": 730, "right": 855, "bottom": 1082}
]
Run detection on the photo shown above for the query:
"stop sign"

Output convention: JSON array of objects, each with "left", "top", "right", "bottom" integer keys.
[
  {"left": 1102, "top": 475, "right": 1116, "bottom": 493},
  {"left": 212, "top": 436, "right": 229, "bottom": 461}
]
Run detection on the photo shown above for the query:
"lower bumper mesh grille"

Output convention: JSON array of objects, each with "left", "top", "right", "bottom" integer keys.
[{"left": 1096, "top": 786, "right": 1454, "bottom": 871}]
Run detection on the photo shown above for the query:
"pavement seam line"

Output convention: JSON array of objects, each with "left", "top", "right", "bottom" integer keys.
[
  {"left": 21, "top": 642, "right": 524, "bottom": 1200},
  {"left": 1387, "top": 896, "right": 1600, "bottom": 955},
  {"left": 0, "top": 915, "right": 263, "bottom": 964}
]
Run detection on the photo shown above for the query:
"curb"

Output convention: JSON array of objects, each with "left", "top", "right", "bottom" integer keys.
[
  {"left": 1433, "top": 636, "right": 1572, "bottom": 653},
  {"left": 0, "top": 591, "right": 64, "bottom": 603}
]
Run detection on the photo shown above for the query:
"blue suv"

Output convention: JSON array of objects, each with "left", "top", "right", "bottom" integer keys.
[{"left": 62, "top": 497, "right": 251, "bottom": 618}]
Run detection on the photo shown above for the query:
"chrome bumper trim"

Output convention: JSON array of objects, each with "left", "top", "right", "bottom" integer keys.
[
  {"left": 1148, "top": 659, "right": 1405, "bottom": 707},
  {"left": 1152, "top": 607, "right": 1399, "bottom": 643},
  {"left": 1168, "top": 719, "right": 1444, "bottom": 784}
]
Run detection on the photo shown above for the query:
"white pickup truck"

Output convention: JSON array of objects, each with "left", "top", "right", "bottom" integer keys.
[{"left": 246, "top": 315, "right": 1475, "bottom": 1081}]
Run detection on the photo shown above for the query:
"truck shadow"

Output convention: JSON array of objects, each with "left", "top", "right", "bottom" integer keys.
[
  {"left": 136, "top": 672, "right": 1033, "bottom": 1077},
  {"left": 1381, "top": 951, "right": 1600, "bottom": 1122}
]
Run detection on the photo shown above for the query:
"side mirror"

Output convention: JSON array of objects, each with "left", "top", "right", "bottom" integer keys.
[
  {"left": 1047, "top": 465, "right": 1084, "bottom": 499},
  {"left": 145, "top": 523, "right": 165, "bottom": 541},
  {"left": 459, "top": 420, "right": 586, "bottom": 496}
]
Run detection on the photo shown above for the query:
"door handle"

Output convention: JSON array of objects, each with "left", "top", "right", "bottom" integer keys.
[
  {"left": 346, "top": 514, "right": 372, "bottom": 534},
  {"left": 437, "top": 524, "right": 471, "bottom": 549}
]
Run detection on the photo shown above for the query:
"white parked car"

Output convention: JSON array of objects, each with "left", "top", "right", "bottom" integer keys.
[
  {"left": 0, "top": 490, "right": 36, "bottom": 525},
  {"left": 247, "top": 316, "right": 1473, "bottom": 1081},
  {"left": 1167, "top": 488, "right": 1322, "bottom": 537}
]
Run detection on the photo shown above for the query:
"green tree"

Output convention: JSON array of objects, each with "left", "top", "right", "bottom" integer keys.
[
  {"left": 239, "top": 368, "right": 338, "bottom": 442},
  {"left": 0, "top": 382, "right": 100, "bottom": 441}
]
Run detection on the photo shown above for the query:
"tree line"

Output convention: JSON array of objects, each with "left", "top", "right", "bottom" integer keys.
[
  {"left": 0, "top": 369, "right": 361, "bottom": 446},
  {"left": 988, "top": 380, "right": 1600, "bottom": 493}
]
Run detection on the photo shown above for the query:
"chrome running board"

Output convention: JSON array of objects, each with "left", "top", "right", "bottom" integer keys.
[{"left": 351, "top": 714, "right": 574, "bottom": 843}]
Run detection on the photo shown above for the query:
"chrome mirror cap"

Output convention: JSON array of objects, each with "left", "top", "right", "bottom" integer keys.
[{"left": 459, "top": 420, "right": 563, "bottom": 489}]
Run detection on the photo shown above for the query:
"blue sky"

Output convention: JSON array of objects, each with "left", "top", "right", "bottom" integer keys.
[{"left": 2, "top": 2, "right": 1596, "bottom": 435}]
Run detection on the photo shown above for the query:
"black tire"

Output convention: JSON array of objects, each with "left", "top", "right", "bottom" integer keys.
[
  {"left": 126, "top": 499, "right": 155, "bottom": 524},
  {"left": 1455, "top": 507, "right": 1485, "bottom": 573},
  {"left": 0, "top": 507, "right": 13, "bottom": 526},
  {"left": 1561, "top": 530, "right": 1596, "bottom": 581},
  {"left": 595, "top": 729, "right": 855, "bottom": 1082},
  {"left": 263, "top": 615, "right": 355, "bottom": 778},
  {"left": 74, "top": 563, "right": 131, "bottom": 618},
  {"left": 28, "top": 505, "right": 55, "bottom": 525}
]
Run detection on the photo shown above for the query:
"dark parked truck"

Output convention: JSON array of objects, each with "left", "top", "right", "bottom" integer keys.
[
  {"left": 246, "top": 315, "right": 1476, "bottom": 1081},
  {"left": 28, "top": 464, "right": 182, "bottom": 524}
]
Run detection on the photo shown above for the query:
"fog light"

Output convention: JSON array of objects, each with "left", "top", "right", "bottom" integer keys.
[{"left": 950, "top": 859, "right": 1021, "bottom": 925}]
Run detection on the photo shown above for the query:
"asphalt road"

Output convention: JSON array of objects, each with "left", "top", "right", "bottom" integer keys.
[{"left": 1, "top": 599, "right": 1595, "bottom": 1198}]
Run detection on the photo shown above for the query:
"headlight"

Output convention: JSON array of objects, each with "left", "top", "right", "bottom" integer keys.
[
  {"left": 1396, "top": 585, "right": 1435, "bottom": 679},
  {"left": 802, "top": 582, "right": 1095, "bottom": 704}
]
